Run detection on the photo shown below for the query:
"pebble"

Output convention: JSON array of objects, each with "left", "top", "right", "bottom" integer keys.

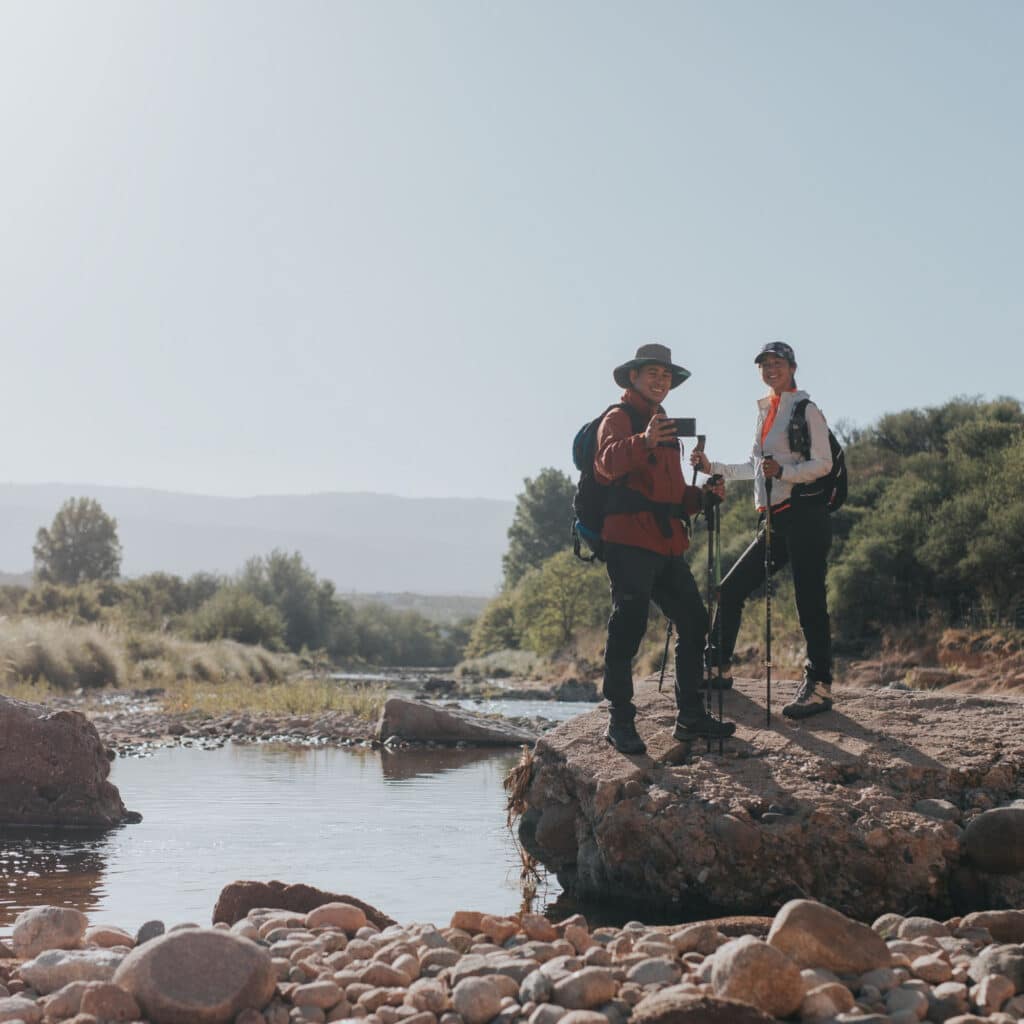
[{"left": 7, "top": 895, "right": 1024, "bottom": 1024}]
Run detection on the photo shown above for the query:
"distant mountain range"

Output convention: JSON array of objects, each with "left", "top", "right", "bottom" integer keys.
[{"left": 0, "top": 484, "right": 514, "bottom": 596}]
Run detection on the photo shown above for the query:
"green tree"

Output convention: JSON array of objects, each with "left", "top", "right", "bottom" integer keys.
[
  {"left": 464, "top": 593, "right": 521, "bottom": 657},
  {"left": 513, "top": 550, "right": 609, "bottom": 656},
  {"left": 33, "top": 498, "right": 122, "bottom": 585},
  {"left": 502, "top": 468, "right": 576, "bottom": 587},
  {"left": 239, "top": 550, "right": 340, "bottom": 652},
  {"left": 189, "top": 586, "right": 286, "bottom": 648}
]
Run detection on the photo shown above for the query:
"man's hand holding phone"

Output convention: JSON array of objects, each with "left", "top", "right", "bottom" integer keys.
[{"left": 644, "top": 413, "right": 678, "bottom": 449}]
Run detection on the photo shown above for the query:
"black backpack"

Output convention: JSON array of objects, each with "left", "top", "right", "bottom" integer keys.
[
  {"left": 787, "top": 398, "right": 847, "bottom": 512},
  {"left": 571, "top": 403, "right": 648, "bottom": 562}
]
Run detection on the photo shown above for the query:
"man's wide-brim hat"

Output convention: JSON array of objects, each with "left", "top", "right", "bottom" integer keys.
[{"left": 613, "top": 343, "right": 691, "bottom": 390}]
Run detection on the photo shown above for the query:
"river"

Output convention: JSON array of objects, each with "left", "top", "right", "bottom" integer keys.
[{"left": 0, "top": 699, "right": 596, "bottom": 937}]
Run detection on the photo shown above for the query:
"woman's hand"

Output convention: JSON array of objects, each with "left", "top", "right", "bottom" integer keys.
[
  {"left": 644, "top": 413, "right": 676, "bottom": 449},
  {"left": 689, "top": 449, "right": 711, "bottom": 474},
  {"left": 762, "top": 456, "right": 783, "bottom": 480}
]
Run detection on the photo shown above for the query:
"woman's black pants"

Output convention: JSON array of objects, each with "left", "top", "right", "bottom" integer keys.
[{"left": 711, "top": 501, "right": 833, "bottom": 683}]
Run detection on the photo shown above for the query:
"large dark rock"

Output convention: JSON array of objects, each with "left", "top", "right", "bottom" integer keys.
[
  {"left": 377, "top": 696, "right": 538, "bottom": 746},
  {"left": 516, "top": 678, "right": 1024, "bottom": 920},
  {"left": 212, "top": 880, "right": 395, "bottom": 929},
  {"left": 632, "top": 989, "right": 777, "bottom": 1024},
  {"left": 0, "top": 694, "right": 133, "bottom": 826},
  {"left": 964, "top": 807, "right": 1024, "bottom": 873}
]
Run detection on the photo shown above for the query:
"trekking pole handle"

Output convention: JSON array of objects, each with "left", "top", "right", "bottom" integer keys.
[{"left": 690, "top": 435, "right": 707, "bottom": 486}]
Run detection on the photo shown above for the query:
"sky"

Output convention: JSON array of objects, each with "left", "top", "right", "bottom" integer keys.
[{"left": 2, "top": 1, "right": 1021, "bottom": 501}]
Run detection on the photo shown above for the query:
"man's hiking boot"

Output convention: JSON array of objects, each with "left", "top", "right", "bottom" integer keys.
[
  {"left": 605, "top": 704, "right": 646, "bottom": 755},
  {"left": 673, "top": 706, "right": 737, "bottom": 741},
  {"left": 783, "top": 678, "right": 833, "bottom": 720}
]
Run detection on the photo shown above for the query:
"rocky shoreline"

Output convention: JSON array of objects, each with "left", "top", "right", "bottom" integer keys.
[{"left": 4, "top": 892, "right": 1024, "bottom": 1023}]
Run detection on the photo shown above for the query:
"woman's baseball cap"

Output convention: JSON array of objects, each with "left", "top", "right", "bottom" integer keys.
[{"left": 755, "top": 341, "right": 796, "bottom": 364}]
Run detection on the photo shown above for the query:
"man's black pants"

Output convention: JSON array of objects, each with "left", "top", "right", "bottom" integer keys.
[
  {"left": 711, "top": 501, "right": 832, "bottom": 682},
  {"left": 603, "top": 542, "right": 707, "bottom": 717}
]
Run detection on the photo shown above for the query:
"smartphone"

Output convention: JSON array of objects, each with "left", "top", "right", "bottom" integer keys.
[{"left": 671, "top": 417, "right": 697, "bottom": 437}]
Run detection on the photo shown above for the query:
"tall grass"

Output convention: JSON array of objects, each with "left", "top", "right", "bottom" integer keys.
[
  {"left": 160, "top": 678, "right": 386, "bottom": 718},
  {"left": 0, "top": 617, "right": 295, "bottom": 693}
]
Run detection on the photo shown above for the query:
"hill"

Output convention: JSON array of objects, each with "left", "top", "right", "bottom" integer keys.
[{"left": 0, "top": 484, "right": 513, "bottom": 596}]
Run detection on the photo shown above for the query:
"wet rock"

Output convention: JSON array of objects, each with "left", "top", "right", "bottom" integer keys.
[
  {"left": 378, "top": 698, "right": 538, "bottom": 747},
  {"left": 632, "top": 989, "right": 777, "bottom": 1024},
  {"left": 0, "top": 695, "right": 132, "bottom": 827},
  {"left": 19, "top": 949, "right": 125, "bottom": 994},
  {"left": 710, "top": 935, "right": 804, "bottom": 1019},
  {"left": 451, "top": 977, "right": 502, "bottom": 1024},
  {"left": 963, "top": 807, "right": 1024, "bottom": 873},
  {"left": 212, "top": 881, "right": 394, "bottom": 929},
  {"left": 113, "top": 927, "right": 276, "bottom": 1023},
  {"left": 12, "top": 906, "right": 88, "bottom": 959},
  {"left": 767, "top": 899, "right": 892, "bottom": 974}
]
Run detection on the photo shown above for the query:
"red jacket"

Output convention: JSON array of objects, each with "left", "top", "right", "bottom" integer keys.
[{"left": 594, "top": 389, "right": 703, "bottom": 556}]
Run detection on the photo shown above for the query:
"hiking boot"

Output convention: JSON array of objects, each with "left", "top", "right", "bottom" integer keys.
[
  {"left": 605, "top": 716, "right": 647, "bottom": 755},
  {"left": 783, "top": 678, "right": 833, "bottom": 719},
  {"left": 673, "top": 706, "right": 737, "bottom": 741}
]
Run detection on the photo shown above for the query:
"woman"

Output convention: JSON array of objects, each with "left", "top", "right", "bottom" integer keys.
[{"left": 690, "top": 340, "right": 834, "bottom": 719}]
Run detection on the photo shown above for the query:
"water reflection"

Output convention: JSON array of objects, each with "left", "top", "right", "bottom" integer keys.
[
  {"left": 0, "top": 743, "right": 536, "bottom": 937},
  {"left": 0, "top": 828, "right": 111, "bottom": 931}
]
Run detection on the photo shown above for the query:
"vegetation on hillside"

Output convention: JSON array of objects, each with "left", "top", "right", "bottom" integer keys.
[{"left": 465, "top": 397, "right": 1024, "bottom": 675}]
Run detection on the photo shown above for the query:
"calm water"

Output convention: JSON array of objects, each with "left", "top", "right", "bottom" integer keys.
[{"left": 0, "top": 700, "right": 596, "bottom": 937}]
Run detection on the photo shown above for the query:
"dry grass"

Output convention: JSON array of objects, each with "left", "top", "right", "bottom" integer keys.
[
  {"left": 0, "top": 616, "right": 297, "bottom": 695},
  {"left": 159, "top": 677, "right": 386, "bottom": 718}
]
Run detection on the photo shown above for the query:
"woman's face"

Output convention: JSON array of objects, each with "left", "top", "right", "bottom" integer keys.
[{"left": 759, "top": 355, "right": 795, "bottom": 393}]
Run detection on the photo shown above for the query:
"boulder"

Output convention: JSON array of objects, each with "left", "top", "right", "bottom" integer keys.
[
  {"left": 767, "top": 899, "right": 892, "bottom": 975},
  {"left": 964, "top": 808, "right": 1024, "bottom": 873},
  {"left": 0, "top": 695, "right": 133, "bottom": 826},
  {"left": 113, "top": 928, "right": 276, "bottom": 1024},
  {"left": 966, "top": 943, "right": 1024, "bottom": 990},
  {"left": 710, "top": 936, "right": 805, "bottom": 1019},
  {"left": 211, "top": 880, "right": 394, "bottom": 928},
  {"left": 12, "top": 905, "right": 88, "bottom": 958},
  {"left": 0, "top": 995, "right": 43, "bottom": 1023},
  {"left": 632, "top": 988, "right": 777, "bottom": 1024},
  {"left": 516, "top": 679, "right": 1024, "bottom": 918},
  {"left": 377, "top": 697, "right": 539, "bottom": 746}
]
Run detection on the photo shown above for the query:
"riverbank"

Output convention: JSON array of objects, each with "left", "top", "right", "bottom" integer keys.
[{"left": 3, "top": 893, "right": 1024, "bottom": 1023}]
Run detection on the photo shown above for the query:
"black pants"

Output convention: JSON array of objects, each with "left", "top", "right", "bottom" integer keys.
[
  {"left": 711, "top": 501, "right": 832, "bottom": 682},
  {"left": 603, "top": 542, "right": 708, "bottom": 716}
]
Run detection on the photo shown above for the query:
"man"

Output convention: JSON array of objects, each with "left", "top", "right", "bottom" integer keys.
[{"left": 596, "top": 343, "right": 736, "bottom": 754}]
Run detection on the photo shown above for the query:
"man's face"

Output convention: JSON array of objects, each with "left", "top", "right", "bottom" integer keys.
[
  {"left": 629, "top": 364, "right": 673, "bottom": 404},
  {"left": 758, "top": 354, "right": 795, "bottom": 391}
]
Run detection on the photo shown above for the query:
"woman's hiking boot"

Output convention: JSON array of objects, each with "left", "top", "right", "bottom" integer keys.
[
  {"left": 673, "top": 705, "right": 737, "bottom": 741},
  {"left": 605, "top": 703, "right": 647, "bottom": 755},
  {"left": 783, "top": 677, "right": 833, "bottom": 719}
]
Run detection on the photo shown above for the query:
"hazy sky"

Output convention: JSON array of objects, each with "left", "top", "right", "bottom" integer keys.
[{"left": 2, "top": 1, "right": 1021, "bottom": 500}]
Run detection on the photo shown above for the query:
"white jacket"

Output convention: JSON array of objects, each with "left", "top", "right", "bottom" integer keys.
[{"left": 711, "top": 389, "right": 832, "bottom": 509}]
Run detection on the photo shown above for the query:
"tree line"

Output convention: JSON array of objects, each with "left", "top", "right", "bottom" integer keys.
[
  {"left": 468, "top": 396, "right": 1024, "bottom": 661},
  {"left": 13, "top": 500, "right": 470, "bottom": 667}
]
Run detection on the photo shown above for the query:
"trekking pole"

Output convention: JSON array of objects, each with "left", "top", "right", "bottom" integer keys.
[
  {"left": 657, "top": 620, "right": 673, "bottom": 693},
  {"left": 704, "top": 489, "right": 715, "bottom": 752},
  {"left": 764, "top": 458, "right": 774, "bottom": 729},
  {"left": 714, "top": 490, "right": 725, "bottom": 753}
]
